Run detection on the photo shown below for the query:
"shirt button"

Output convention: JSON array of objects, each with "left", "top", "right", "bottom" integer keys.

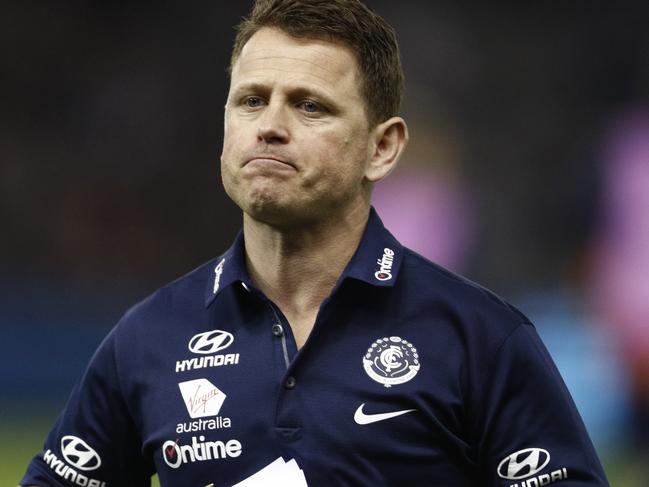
[
  {"left": 272, "top": 324, "right": 284, "bottom": 337},
  {"left": 285, "top": 376, "right": 297, "bottom": 389}
]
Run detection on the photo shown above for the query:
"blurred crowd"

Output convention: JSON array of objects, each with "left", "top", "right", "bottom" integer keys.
[{"left": 2, "top": 1, "right": 648, "bottom": 483}]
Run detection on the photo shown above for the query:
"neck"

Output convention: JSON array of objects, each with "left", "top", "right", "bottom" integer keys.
[{"left": 243, "top": 203, "right": 370, "bottom": 317}]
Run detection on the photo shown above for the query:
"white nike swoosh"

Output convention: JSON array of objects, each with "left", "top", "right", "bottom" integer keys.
[{"left": 353, "top": 403, "right": 416, "bottom": 425}]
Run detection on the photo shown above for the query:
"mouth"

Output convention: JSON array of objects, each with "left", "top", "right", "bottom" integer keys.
[{"left": 244, "top": 156, "right": 296, "bottom": 171}]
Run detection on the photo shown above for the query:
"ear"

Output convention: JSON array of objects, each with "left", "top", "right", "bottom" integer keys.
[{"left": 365, "top": 117, "right": 409, "bottom": 183}]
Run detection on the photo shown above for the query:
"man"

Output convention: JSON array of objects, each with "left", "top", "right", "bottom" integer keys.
[{"left": 22, "top": 0, "right": 610, "bottom": 486}]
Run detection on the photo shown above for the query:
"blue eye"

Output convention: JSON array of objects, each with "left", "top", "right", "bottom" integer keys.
[
  {"left": 299, "top": 100, "right": 328, "bottom": 115},
  {"left": 302, "top": 101, "right": 318, "bottom": 112},
  {"left": 244, "top": 96, "right": 263, "bottom": 108}
]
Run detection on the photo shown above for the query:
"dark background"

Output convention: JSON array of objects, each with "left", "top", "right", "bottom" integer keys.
[{"left": 2, "top": 1, "right": 648, "bottom": 484}]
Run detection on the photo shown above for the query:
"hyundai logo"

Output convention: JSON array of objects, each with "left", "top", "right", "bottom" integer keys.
[
  {"left": 188, "top": 330, "right": 234, "bottom": 355},
  {"left": 60, "top": 435, "right": 102, "bottom": 471},
  {"left": 497, "top": 448, "right": 550, "bottom": 480}
]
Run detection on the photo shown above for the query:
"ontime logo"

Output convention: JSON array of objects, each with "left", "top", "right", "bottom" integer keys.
[{"left": 162, "top": 436, "right": 242, "bottom": 469}]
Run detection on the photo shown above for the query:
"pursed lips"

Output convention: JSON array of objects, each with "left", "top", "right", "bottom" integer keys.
[{"left": 244, "top": 156, "right": 296, "bottom": 170}]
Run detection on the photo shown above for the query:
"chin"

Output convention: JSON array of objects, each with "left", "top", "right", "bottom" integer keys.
[
  {"left": 242, "top": 191, "right": 295, "bottom": 224},
  {"left": 228, "top": 182, "right": 336, "bottom": 228},
  {"left": 225, "top": 179, "right": 285, "bottom": 220},
  {"left": 246, "top": 196, "right": 326, "bottom": 229}
]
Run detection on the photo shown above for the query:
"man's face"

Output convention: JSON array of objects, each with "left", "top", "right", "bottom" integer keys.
[{"left": 221, "top": 27, "right": 374, "bottom": 227}]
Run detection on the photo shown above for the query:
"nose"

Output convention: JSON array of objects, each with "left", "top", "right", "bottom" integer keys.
[{"left": 257, "top": 101, "right": 290, "bottom": 145}]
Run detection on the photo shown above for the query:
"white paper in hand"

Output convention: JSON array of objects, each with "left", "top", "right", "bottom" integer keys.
[{"left": 231, "top": 456, "right": 308, "bottom": 487}]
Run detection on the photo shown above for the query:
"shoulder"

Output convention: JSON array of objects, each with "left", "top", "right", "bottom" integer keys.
[
  {"left": 113, "top": 256, "right": 220, "bottom": 335},
  {"left": 398, "top": 247, "right": 531, "bottom": 343}
]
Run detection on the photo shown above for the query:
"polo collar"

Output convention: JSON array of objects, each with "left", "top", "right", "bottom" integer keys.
[
  {"left": 204, "top": 230, "right": 251, "bottom": 308},
  {"left": 340, "top": 207, "right": 404, "bottom": 288},
  {"left": 205, "top": 207, "right": 404, "bottom": 307}
]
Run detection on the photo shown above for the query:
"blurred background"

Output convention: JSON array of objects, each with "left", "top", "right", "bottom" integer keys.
[{"left": 1, "top": 1, "right": 648, "bottom": 484}]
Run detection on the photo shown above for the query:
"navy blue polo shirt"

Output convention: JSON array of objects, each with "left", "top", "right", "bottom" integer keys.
[{"left": 22, "top": 209, "right": 609, "bottom": 486}]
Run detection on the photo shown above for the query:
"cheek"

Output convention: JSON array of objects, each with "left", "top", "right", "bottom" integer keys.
[
  {"left": 331, "top": 129, "right": 368, "bottom": 173},
  {"left": 220, "top": 131, "right": 240, "bottom": 192},
  {"left": 221, "top": 109, "right": 246, "bottom": 152},
  {"left": 221, "top": 120, "right": 246, "bottom": 176},
  {"left": 322, "top": 125, "right": 364, "bottom": 160},
  {"left": 221, "top": 120, "right": 236, "bottom": 158},
  {"left": 219, "top": 145, "right": 234, "bottom": 185},
  {"left": 219, "top": 154, "right": 235, "bottom": 199},
  {"left": 308, "top": 137, "right": 367, "bottom": 191}
]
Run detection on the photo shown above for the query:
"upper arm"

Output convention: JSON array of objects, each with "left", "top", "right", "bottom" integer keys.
[
  {"left": 475, "top": 324, "right": 610, "bottom": 486},
  {"left": 20, "top": 326, "right": 153, "bottom": 486}
]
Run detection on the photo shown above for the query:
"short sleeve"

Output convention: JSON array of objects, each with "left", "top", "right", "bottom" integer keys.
[
  {"left": 20, "top": 325, "right": 153, "bottom": 486},
  {"left": 476, "top": 323, "right": 610, "bottom": 486}
]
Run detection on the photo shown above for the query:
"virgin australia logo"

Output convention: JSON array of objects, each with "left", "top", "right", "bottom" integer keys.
[
  {"left": 178, "top": 378, "right": 226, "bottom": 418},
  {"left": 176, "top": 378, "right": 232, "bottom": 434}
]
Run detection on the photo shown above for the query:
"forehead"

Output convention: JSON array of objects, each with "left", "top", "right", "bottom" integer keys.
[{"left": 230, "top": 27, "right": 362, "bottom": 97}]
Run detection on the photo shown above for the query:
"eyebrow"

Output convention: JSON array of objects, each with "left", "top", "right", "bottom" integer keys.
[{"left": 228, "top": 82, "right": 269, "bottom": 98}]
